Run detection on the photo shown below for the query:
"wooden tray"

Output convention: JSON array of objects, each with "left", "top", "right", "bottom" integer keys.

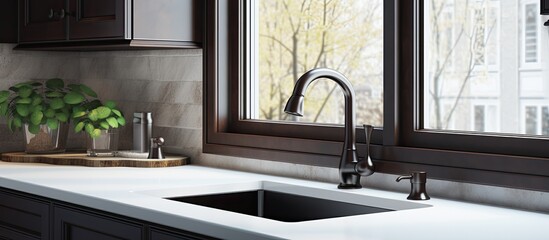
[{"left": 0, "top": 152, "right": 188, "bottom": 168}]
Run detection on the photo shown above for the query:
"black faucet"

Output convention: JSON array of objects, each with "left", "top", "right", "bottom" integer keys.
[{"left": 284, "top": 68, "right": 374, "bottom": 189}]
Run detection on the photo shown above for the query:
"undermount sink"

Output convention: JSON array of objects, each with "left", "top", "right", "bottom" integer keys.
[{"left": 138, "top": 181, "right": 431, "bottom": 223}]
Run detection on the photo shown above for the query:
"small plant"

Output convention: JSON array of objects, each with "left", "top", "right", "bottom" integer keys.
[
  {"left": 71, "top": 99, "right": 126, "bottom": 138},
  {"left": 0, "top": 78, "right": 96, "bottom": 134}
]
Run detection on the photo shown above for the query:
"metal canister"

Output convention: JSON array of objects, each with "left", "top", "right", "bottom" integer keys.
[{"left": 133, "top": 112, "right": 153, "bottom": 153}]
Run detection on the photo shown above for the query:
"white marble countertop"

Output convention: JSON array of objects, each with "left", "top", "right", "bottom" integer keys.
[{"left": 0, "top": 161, "right": 548, "bottom": 240}]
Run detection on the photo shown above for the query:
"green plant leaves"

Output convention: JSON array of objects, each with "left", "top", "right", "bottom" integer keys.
[
  {"left": 7, "top": 118, "right": 13, "bottom": 132},
  {"left": 106, "top": 117, "right": 118, "bottom": 128},
  {"left": 63, "top": 92, "right": 85, "bottom": 105},
  {"left": 55, "top": 112, "right": 68, "bottom": 122},
  {"left": 16, "top": 104, "right": 30, "bottom": 117},
  {"left": 0, "top": 90, "right": 9, "bottom": 103},
  {"left": 79, "top": 84, "right": 97, "bottom": 98},
  {"left": 18, "top": 87, "right": 33, "bottom": 98},
  {"left": 111, "top": 109, "right": 122, "bottom": 117},
  {"left": 88, "top": 109, "right": 98, "bottom": 121},
  {"left": 95, "top": 106, "right": 111, "bottom": 119},
  {"left": 74, "top": 121, "right": 85, "bottom": 133},
  {"left": 117, "top": 117, "right": 126, "bottom": 126},
  {"left": 46, "top": 91, "right": 64, "bottom": 98},
  {"left": 16, "top": 98, "right": 32, "bottom": 104},
  {"left": 99, "top": 121, "right": 110, "bottom": 130},
  {"left": 31, "top": 96, "right": 42, "bottom": 106},
  {"left": 72, "top": 110, "right": 86, "bottom": 118},
  {"left": 2, "top": 78, "right": 125, "bottom": 138},
  {"left": 47, "top": 118, "right": 59, "bottom": 130},
  {"left": 0, "top": 102, "right": 8, "bottom": 116},
  {"left": 13, "top": 117, "right": 21, "bottom": 128},
  {"left": 44, "top": 108, "right": 56, "bottom": 118},
  {"left": 28, "top": 124, "right": 40, "bottom": 134},
  {"left": 46, "top": 78, "right": 64, "bottom": 89},
  {"left": 50, "top": 98, "right": 65, "bottom": 110},
  {"left": 90, "top": 129, "right": 102, "bottom": 138},
  {"left": 104, "top": 100, "right": 116, "bottom": 109},
  {"left": 30, "top": 110, "right": 43, "bottom": 125},
  {"left": 82, "top": 100, "right": 102, "bottom": 110},
  {"left": 85, "top": 123, "right": 94, "bottom": 135}
]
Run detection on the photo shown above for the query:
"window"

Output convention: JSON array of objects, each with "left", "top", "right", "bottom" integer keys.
[
  {"left": 521, "top": 104, "right": 549, "bottom": 135},
  {"left": 473, "top": 104, "right": 498, "bottom": 132},
  {"left": 205, "top": 0, "right": 549, "bottom": 192},
  {"left": 249, "top": 0, "right": 384, "bottom": 126},
  {"left": 523, "top": 2, "right": 539, "bottom": 64}
]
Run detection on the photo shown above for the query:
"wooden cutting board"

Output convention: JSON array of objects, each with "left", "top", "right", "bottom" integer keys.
[{"left": 0, "top": 152, "right": 189, "bottom": 168}]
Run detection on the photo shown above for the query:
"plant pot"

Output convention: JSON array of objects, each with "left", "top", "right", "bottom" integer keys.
[
  {"left": 86, "top": 129, "right": 119, "bottom": 157},
  {"left": 24, "top": 123, "right": 69, "bottom": 154}
]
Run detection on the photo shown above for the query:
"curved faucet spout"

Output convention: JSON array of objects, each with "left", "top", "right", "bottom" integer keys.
[{"left": 284, "top": 68, "right": 374, "bottom": 189}]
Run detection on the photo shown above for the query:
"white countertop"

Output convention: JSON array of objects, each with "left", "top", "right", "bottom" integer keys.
[{"left": 0, "top": 161, "right": 548, "bottom": 240}]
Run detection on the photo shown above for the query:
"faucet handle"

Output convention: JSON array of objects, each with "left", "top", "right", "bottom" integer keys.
[
  {"left": 396, "top": 172, "right": 430, "bottom": 200},
  {"left": 355, "top": 124, "right": 374, "bottom": 176}
]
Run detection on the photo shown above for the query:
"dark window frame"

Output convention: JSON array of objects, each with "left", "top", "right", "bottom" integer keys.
[{"left": 204, "top": 0, "right": 549, "bottom": 192}]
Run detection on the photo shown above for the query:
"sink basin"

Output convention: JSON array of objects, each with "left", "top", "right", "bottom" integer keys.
[
  {"left": 168, "top": 190, "right": 392, "bottom": 222},
  {"left": 138, "top": 181, "right": 430, "bottom": 223}
]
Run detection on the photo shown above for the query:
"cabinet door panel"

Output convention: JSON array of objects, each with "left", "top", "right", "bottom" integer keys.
[
  {"left": 19, "top": 0, "right": 66, "bottom": 42},
  {"left": 0, "top": 190, "right": 50, "bottom": 240},
  {"left": 149, "top": 227, "right": 217, "bottom": 240},
  {"left": 53, "top": 205, "right": 143, "bottom": 240},
  {"left": 68, "top": 0, "right": 125, "bottom": 40}
]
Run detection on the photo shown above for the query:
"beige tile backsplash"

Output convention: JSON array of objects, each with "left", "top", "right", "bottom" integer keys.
[{"left": 0, "top": 43, "right": 547, "bottom": 213}]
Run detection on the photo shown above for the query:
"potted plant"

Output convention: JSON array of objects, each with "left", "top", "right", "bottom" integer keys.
[
  {"left": 0, "top": 78, "right": 97, "bottom": 153},
  {"left": 71, "top": 99, "right": 126, "bottom": 157}
]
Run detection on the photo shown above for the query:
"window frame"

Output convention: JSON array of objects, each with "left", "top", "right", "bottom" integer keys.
[{"left": 204, "top": 0, "right": 549, "bottom": 192}]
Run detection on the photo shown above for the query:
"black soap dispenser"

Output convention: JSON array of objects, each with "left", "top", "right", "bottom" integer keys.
[{"left": 396, "top": 172, "right": 430, "bottom": 200}]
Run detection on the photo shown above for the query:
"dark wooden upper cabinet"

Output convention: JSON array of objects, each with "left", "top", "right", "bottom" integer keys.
[
  {"left": 542, "top": 0, "right": 549, "bottom": 14},
  {"left": 0, "top": 0, "right": 18, "bottom": 43},
  {"left": 68, "top": 0, "right": 124, "bottom": 40},
  {"left": 19, "top": 0, "right": 66, "bottom": 42},
  {"left": 16, "top": 0, "right": 202, "bottom": 50}
]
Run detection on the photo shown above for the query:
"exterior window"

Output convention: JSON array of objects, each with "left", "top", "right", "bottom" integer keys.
[
  {"left": 474, "top": 105, "right": 485, "bottom": 132},
  {"left": 525, "top": 106, "right": 538, "bottom": 134},
  {"left": 247, "top": 0, "right": 384, "bottom": 126},
  {"left": 472, "top": 104, "right": 498, "bottom": 132},
  {"left": 206, "top": 0, "right": 549, "bottom": 193},
  {"left": 524, "top": 3, "right": 538, "bottom": 63},
  {"left": 423, "top": 0, "right": 549, "bottom": 136},
  {"left": 522, "top": 105, "right": 549, "bottom": 135}
]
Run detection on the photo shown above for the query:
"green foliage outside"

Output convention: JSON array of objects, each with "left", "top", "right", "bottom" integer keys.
[{"left": 257, "top": 0, "right": 383, "bottom": 126}]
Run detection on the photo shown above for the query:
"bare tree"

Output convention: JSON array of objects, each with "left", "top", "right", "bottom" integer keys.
[
  {"left": 428, "top": 0, "right": 497, "bottom": 129},
  {"left": 258, "top": 0, "right": 383, "bottom": 124}
]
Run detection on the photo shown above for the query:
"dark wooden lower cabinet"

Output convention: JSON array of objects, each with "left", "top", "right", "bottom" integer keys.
[
  {"left": 0, "top": 190, "right": 50, "bottom": 240},
  {"left": 53, "top": 205, "right": 143, "bottom": 240},
  {"left": 149, "top": 226, "right": 216, "bottom": 240},
  {"left": 0, "top": 188, "right": 217, "bottom": 240}
]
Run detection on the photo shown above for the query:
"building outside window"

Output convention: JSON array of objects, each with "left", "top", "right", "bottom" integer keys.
[
  {"left": 424, "top": 0, "right": 548, "bottom": 136},
  {"left": 205, "top": 0, "right": 549, "bottom": 192}
]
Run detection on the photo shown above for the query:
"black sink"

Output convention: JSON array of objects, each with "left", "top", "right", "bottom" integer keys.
[{"left": 167, "top": 190, "right": 393, "bottom": 222}]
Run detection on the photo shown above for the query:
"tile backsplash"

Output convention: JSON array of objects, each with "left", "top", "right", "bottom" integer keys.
[{"left": 0, "top": 43, "right": 547, "bottom": 213}]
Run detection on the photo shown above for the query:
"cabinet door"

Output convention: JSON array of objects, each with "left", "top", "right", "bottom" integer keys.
[
  {"left": 68, "top": 0, "right": 125, "bottom": 40},
  {"left": 0, "top": 189, "right": 50, "bottom": 240},
  {"left": 19, "top": 0, "right": 66, "bottom": 42},
  {"left": 0, "top": 0, "right": 18, "bottom": 43},
  {"left": 53, "top": 205, "right": 143, "bottom": 240},
  {"left": 149, "top": 227, "right": 216, "bottom": 240}
]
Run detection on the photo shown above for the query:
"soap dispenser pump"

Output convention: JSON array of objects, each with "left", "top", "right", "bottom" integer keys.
[{"left": 396, "top": 172, "right": 430, "bottom": 200}]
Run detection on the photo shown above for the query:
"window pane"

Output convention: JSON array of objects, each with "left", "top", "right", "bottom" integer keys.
[
  {"left": 248, "top": 0, "right": 384, "bottom": 127},
  {"left": 525, "top": 106, "right": 537, "bottom": 135},
  {"left": 423, "top": 0, "right": 549, "bottom": 136}
]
